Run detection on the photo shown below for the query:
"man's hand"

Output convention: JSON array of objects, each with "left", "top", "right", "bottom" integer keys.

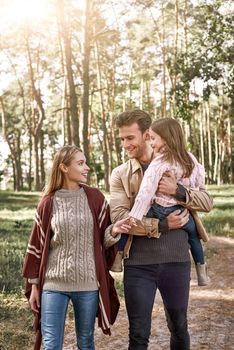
[
  {"left": 158, "top": 171, "right": 177, "bottom": 196},
  {"left": 167, "top": 209, "right": 189, "bottom": 230}
]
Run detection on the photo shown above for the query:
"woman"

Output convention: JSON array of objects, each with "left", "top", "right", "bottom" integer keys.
[{"left": 22, "top": 145, "right": 131, "bottom": 350}]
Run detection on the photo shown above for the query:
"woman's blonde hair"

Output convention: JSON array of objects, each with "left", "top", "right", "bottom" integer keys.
[
  {"left": 44, "top": 145, "right": 82, "bottom": 195},
  {"left": 151, "top": 118, "right": 194, "bottom": 178}
]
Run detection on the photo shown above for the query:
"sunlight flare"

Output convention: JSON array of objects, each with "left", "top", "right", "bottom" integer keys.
[{"left": 2, "top": 0, "right": 51, "bottom": 26}]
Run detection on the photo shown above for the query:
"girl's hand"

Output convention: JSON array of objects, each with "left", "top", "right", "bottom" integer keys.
[
  {"left": 111, "top": 217, "right": 136, "bottom": 237},
  {"left": 29, "top": 284, "right": 40, "bottom": 313}
]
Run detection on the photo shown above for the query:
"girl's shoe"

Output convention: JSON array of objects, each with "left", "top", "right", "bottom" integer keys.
[
  {"left": 195, "top": 263, "right": 210, "bottom": 286},
  {"left": 110, "top": 251, "right": 123, "bottom": 272}
]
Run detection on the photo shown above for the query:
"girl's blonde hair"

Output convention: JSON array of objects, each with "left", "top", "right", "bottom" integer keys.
[
  {"left": 151, "top": 118, "right": 194, "bottom": 178},
  {"left": 44, "top": 145, "right": 82, "bottom": 195}
]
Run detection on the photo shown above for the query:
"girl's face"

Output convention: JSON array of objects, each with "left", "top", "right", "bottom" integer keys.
[
  {"left": 149, "top": 128, "right": 166, "bottom": 154},
  {"left": 61, "top": 151, "right": 90, "bottom": 187}
]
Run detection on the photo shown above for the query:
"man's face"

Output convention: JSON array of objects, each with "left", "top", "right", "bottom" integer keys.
[{"left": 119, "top": 122, "right": 149, "bottom": 161}]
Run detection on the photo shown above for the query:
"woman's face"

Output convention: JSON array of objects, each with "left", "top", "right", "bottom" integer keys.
[
  {"left": 62, "top": 151, "right": 90, "bottom": 184},
  {"left": 149, "top": 128, "right": 166, "bottom": 154}
]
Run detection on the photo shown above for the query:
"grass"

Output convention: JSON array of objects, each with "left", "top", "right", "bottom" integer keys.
[
  {"left": 0, "top": 191, "right": 41, "bottom": 212},
  {"left": 0, "top": 186, "right": 233, "bottom": 349},
  {"left": 0, "top": 191, "right": 41, "bottom": 293},
  {"left": 0, "top": 192, "right": 41, "bottom": 349},
  {"left": 201, "top": 185, "right": 234, "bottom": 237},
  {"left": 0, "top": 292, "right": 33, "bottom": 349}
]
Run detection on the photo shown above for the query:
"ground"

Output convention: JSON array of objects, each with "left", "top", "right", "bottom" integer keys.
[{"left": 63, "top": 236, "right": 234, "bottom": 350}]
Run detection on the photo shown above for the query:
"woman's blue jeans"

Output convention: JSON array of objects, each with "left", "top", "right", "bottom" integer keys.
[{"left": 41, "top": 290, "right": 99, "bottom": 350}]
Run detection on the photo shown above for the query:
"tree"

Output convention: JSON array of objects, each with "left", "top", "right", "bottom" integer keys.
[{"left": 57, "top": 0, "right": 80, "bottom": 146}]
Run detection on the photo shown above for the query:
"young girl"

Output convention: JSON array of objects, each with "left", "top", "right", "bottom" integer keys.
[
  {"left": 22, "top": 145, "right": 131, "bottom": 350},
  {"left": 129, "top": 117, "right": 210, "bottom": 286}
]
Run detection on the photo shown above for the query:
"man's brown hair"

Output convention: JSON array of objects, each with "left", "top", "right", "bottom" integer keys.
[{"left": 116, "top": 109, "right": 152, "bottom": 133}]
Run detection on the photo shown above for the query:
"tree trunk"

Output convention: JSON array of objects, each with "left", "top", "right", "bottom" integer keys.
[
  {"left": 191, "top": 110, "right": 198, "bottom": 158},
  {"left": 128, "top": 65, "right": 133, "bottom": 109},
  {"left": 57, "top": 0, "right": 79, "bottom": 146},
  {"left": 161, "top": 2, "right": 167, "bottom": 117},
  {"left": 94, "top": 41, "right": 111, "bottom": 191},
  {"left": 205, "top": 101, "right": 213, "bottom": 183},
  {"left": 26, "top": 31, "right": 45, "bottom": 190},
  {"left": 40, "top": 130, "right": 46, "bottom": 189},
  {"left": 32, "top": 131, "right": 40, "bottom": 191},
  {"left": 28, "top": 131, "right": 32, "bottom": 191},
  {"left": 202, "top": 103, "right": 208, "bottom": 180},
  {"left": 16, "top": 130, "right": 23, "bottom": 190},
  {"left": 227, "top": 102, "right": 233, "bottom": 183},
  {"left": 81, "top": 0, "right": 92, "bottom": 166},
  {"left": 140, "top": 77, "right": 144, "bottom": 110},
  {"left": 0, "top": 97, "right": 22, "bottom": 191},
  {"left": 213, "top": 120, "right": 218, "bottom": 184},
  {"left": 199, "top": 108, "right": 204, "bottom": 166},
  {"left": 171, "top": 0, "right": 179, "bottom": 117}
]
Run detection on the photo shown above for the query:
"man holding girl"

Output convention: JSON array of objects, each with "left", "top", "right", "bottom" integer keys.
[{"left": 110, "top": 109, "right": 213, "bottom": 350}]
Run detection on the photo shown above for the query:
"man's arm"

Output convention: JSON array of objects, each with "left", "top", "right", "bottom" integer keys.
[
  {"left": 158, "top": 172, "right": 213, "bottom": 212},
  {"left": 110, "top": 167, "right": 162, "bottom": 237},
  {"left": 109, "top": 168, "right": 131, "bottom": 222},
  {"left": 110, "top": 168, "right": 189, "bottom": 237}
]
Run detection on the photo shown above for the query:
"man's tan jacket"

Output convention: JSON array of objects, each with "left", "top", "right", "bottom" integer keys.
[{"left": 110, "top": 158, "right": 213, "bottom": 257}]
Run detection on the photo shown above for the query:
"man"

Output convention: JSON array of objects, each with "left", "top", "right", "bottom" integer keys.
[{"left": 109, "top": 109, "right": 213, "bottom": 350}]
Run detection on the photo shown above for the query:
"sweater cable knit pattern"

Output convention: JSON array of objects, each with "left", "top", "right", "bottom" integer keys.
[{"left": 43, "top": 188, "right": 98, "bottom": 291}]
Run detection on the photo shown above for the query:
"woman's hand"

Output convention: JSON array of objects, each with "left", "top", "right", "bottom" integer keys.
[
  {"left": 111, "top": 217, "right": 136, "bottom": 237},
  {"left": 29, "top": 284, "right": 40, "bottom": 313}
]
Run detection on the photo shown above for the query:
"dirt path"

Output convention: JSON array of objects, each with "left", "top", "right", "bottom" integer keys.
[{"left": 63, "top": 236, "right": 234, "bottom": 350}]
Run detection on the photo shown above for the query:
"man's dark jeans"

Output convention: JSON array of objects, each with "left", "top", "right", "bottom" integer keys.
[{"left": 124, "top": 262, "right": 191, "bottom": 350}]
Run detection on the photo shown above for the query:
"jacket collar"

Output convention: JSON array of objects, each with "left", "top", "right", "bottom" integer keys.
[
  {"left": 130, "top": 158, "right": 142, "bottom": 174},
  {"left": 130, "top": 152, "right": 154, "bottom": 174}
]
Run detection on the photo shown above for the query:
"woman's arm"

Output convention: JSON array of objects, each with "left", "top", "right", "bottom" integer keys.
[
  {"left": 110, "top": 167, "right": 161, "bottom": 237},
  {"left": 103, "top": 217, "right": 133, "bottom": 249},
  {"left": 110, "top": 166, "right": 191, "bottom": 236},
  {"left": 29, "top": 284, "right": 40, "bottom": 313},
  {"left": 22, "top": 198, "right": 49, "bottom": 281}
]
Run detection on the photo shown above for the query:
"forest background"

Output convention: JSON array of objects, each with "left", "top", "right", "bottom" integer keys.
[
  {"left": 0, "top": 0, "right": 233, "bottom": 191},
  {"left": 0, "top": 0, "right": 233, "bottom": 349}
]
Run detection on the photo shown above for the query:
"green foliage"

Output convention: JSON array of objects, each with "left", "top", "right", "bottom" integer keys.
[
  {"left": 0, "top": 219, "right": 33, "bottom": 292},
  {"left": 0, "top": 191, "right": 41, "bottom": 212},
  {"left": 0, "top": 187, "right": 233, "bottom": 294},
  {"left": 201, "top": 185, "right": 234, "bottom": 237},
  {"left": 0, "top": 293, "right": 33, "bottom": 349},
  {"left": 0, "top": 186, "right": 233, "bottom": 349},
  {"left": 0, "top": 191, "right": 40, "bottom": 292},
  {"left": 1, "top": 0, "right": 233, "bottom": 188}
]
